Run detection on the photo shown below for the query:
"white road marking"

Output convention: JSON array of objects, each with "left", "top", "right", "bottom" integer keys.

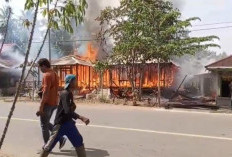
[{"left": 0, "top": 116, "right": 232, "bottom": 141}]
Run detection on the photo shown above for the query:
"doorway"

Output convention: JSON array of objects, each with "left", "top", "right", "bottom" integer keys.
[{"left": 221, "top": 80, "right": 231, "bottom": 97}]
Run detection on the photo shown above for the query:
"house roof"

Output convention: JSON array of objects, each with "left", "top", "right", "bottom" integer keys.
[
  {"left": 0, "top": 43, "right": 25, "bottom": 68},
  {"left": 0, "top": 44, "right": 24, "bottom": 56},
  {"left": 51, "top": 55, "right": 93, "bottom": 67},
  {"left": 205, "top": 55, "right": 232, "bottom": 71}
]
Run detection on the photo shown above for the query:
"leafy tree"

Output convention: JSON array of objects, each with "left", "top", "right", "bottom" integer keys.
[
  {"left": 98, "top": 0, "right": 219, "bottom": 105},
  {"left": 0, "top": 0, "right": 40, "bottom": 149},
  {"left": 0, "top": 0, "right": 88, "bottom": 148},
  {"left": 93, "top": 61, "right": 109, "bottom": 98},
  {"left": 24, "top": 0, "right": 88, "bottom": 82},
  {"left": 0, "top": 6, "right": 30, "bottom": 50},
  {"left": 0, "top": 6, "right": 11, "bottom": 54}
]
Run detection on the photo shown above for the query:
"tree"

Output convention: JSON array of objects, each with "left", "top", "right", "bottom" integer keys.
[
  {"left": 0, "top": 6, "right": 11, "bottom": 54},
  {"left": 93, "top": 61, "right": 109, "bottom": 98},
  {"left": 24, "top": 0, "right": 88, "bottom": 83},
  {"left": 0, "top": 6, "right": 30, "bottom": 50},
  {"left": 0, "top": 0, "right": 88, "bottom": 149},
  {"left": 98, "top": 0, "right": 219, "bottom": 106},
  {"left": 0, "top": 0, "right": 40, "bottom": 149}
]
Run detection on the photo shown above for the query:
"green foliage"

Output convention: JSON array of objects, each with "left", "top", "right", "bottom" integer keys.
[
  {"left": 94, "top": 61, "right": 109, "bottom": 73},
  {"left": 98, "top": 0, "right": 220, "bottom": 63},
  {"left": 22, "top": 19, "right": 32, "bottom": 29},
  {"left": 98, "top": 0, "right": 220, "bottom": 103},
  {"left": 24, "top": 0, "right": 88, "bottom": 33},
  {"left": 0, "top": 6, "right": 10, "bottom": 26},
  {"left": 94, "top": 61, "right": 109, "bottom": 94}
]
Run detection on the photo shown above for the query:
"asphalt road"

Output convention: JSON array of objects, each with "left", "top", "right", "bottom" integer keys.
[{"left": 0, "top": 100, "right": 232, "bottom": 157}]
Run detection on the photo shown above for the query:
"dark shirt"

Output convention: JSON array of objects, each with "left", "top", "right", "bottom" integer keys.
[{"left": 54, "top": 89, "right": 80, "bottom": 125}]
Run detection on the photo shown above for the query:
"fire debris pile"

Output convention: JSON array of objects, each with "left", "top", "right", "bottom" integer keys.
[{"left": 165, "top": 76, "right": 218, "bottom": 110}]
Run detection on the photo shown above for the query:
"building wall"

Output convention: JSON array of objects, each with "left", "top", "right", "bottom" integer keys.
[
  {"left": 53, "top": 63, "right": 178, "bottom": 93},
  {"left": 0, "top": 68, "right": 20, "bottom": 96}
]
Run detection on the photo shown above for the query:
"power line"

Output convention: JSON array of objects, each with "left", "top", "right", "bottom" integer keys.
[
  {"left": 56, "top": 38, "right": 100, "bottom": 42},
  {"left": 27, "top": 38, "right": 100, "bottom": 43},
  {"left": 193, "top": 21, "right": 232, "bottom": 27},
  {"left": 191, "top": 25, "right": 232, "bottom": 32},
  {"left": 19, "top": 25, "right": 232, "bottom": 44}
]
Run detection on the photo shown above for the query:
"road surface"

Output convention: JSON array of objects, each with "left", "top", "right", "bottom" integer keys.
[{"left": 0, "top": 100, "right": 232, "bottom": 157}]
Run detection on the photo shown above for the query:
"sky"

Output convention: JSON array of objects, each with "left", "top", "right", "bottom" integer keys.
[
  {"left": 181, "top": 0, "right": 232, "bottom": 54},
  {"left": 0, "top": 0, "right": 232, "bottom": 54}
]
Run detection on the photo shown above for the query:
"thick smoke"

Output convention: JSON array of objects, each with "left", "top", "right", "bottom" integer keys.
[
  {"left": 170, "top": 0, "right": 186, "bottom": 10},
  {"left": 74, "top": 0, "right": 120, "bottom": 58},
  {"left": 172, "top": 51, "right": 227, "bottom": 88},
  {"left": 75, "top": 0, "right": 185, "bottom": 58}
]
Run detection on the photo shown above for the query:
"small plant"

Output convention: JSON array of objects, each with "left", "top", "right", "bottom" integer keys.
[{"left": 99, "top": 96, "right": 110, "bottom": 104}]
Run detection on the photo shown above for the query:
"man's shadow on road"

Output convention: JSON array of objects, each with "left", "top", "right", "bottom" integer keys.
[{"left": 50, "top": 148, "right": 110, "bottom": 157}]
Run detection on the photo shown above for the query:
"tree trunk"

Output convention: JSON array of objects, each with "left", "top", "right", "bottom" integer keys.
[
  {"left": 157, "top": 58, "right": 161, "bottom": 107},
  {"left": 23, "top": 0, "right": 59, "bottom": 82},
  {"left": 0, "top": 7, "right": 11, "bottom": 54},
  {"left": 138, "top": 63, "right": 144, "bottom": 101},
  {"left": 127, "top": 64, "right": 135, "bottom": 105},
  {"left": 23, "top": 28, "right": 49, "bottom": 83},
  {"left": 100, "top": 71, "right": 103, "bottom": 98},
  {"left": 0, "top": 0, "right": 40, "bottom": 149},
  {"left": 131, "top": 51, "right": 136, "bottom": 106}
]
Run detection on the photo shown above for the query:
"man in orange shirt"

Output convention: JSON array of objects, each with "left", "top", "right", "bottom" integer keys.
[{"left": 37, "top": 58, "right": 66, "bottom": 150}]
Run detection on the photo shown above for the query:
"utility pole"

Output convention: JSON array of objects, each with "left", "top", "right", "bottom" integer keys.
[{"left": 47, "top": 0, "right": 51, "bottom": 61}]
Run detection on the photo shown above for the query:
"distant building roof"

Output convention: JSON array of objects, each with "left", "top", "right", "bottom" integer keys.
[
  {"left": 51, "top": 55, "right": 93, "bottom": 67},
  {"left": 205, "top": 55, "right": 232, "bottom": 71},
  {"left": 0, "top": 43, "right": 25, "bottom": 69}
]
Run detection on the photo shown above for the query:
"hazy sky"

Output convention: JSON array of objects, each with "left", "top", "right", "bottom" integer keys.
[
  {"left": 1, "top": 0, "right": 232, "bottom": 54},
  {"left": 181, "top": 0, "right": 232, "bottom": 54}
]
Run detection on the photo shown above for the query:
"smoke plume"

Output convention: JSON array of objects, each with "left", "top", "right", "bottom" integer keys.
[{"left": 170, "top": 0, "right": 186, "bottom": 10}]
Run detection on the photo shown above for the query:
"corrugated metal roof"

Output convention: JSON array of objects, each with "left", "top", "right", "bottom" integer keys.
[
  {"left": 51, "top": 55, "right": 93, "bottom": 66},
  {"left": 0, "top": 62, "right": 10, "bottom": 68},
  {"left": 0, "top": 56, "right": 20, "bottom": 68},
  {"left": 0, "top": 44, "right": 24, "bottom": 69}
]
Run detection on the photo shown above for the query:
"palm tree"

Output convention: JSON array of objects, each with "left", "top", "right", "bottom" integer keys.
[
  {"left": 0, "top": 6, "right": 10, "bottom": 31},
  {"left": 0, "top": 0, "right": 40, "bottom": 149},
  {"left": 0, "top": 6, "right": 11, "bottom": 54}
]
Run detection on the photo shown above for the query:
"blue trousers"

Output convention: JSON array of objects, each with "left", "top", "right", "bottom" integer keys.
[{"left": 44, "top": 120, "right": 83, "bottom": 152}]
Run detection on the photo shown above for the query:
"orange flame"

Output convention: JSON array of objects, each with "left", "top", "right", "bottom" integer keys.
[
  {"left": 54, "top": 42, "right": 177, "bottom": 93},
  {"left": 82, "top": 42, "right": 98, "bottom": 62}
]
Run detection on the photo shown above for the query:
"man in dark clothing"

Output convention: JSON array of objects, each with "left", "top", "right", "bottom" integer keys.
[{"left": 40, "top": 74, "right": 90, "bottom": 157}]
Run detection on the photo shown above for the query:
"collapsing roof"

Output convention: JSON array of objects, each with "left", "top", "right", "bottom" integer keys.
[
  {"left": 51, "top": 55, "right": 93, "bottom": 67},
  {"left": 205, "top": 55, "right": 232, "bottom": 71}
]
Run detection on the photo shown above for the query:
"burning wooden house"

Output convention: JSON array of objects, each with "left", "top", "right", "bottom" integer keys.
[
  {"left": 51, "top": 41, "right": 178, "bottom": 95},
  {"left": 51, "top": 55, "right": 97, "bottom": 93},
  {"left": 205, "top": 55, "right": 232, "bottom": 108},
  {"left": 52, "top": 55, "right": 179, "bottom": 94},
  {"left": 107, "top": 62, "right": 178, "bottom": 89}
]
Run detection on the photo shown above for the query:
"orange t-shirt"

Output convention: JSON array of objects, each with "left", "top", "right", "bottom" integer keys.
[{"left": 42, "top": 69, "right": 59, "bottom": 106}]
